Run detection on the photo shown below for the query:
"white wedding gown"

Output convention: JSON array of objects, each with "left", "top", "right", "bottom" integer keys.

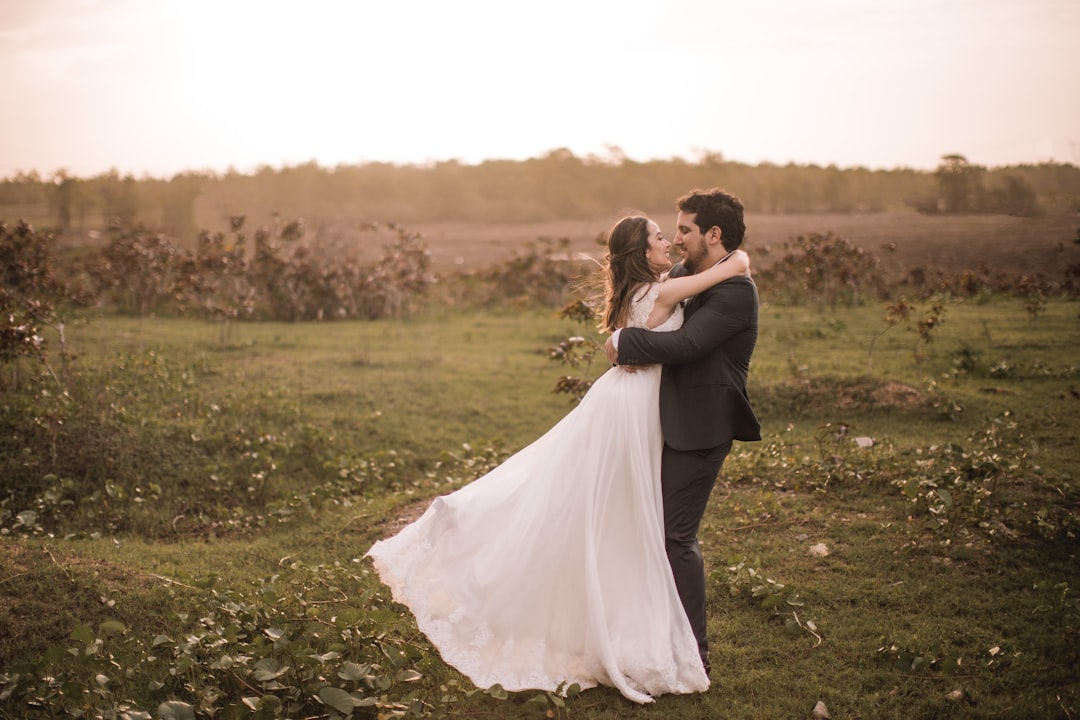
[{"left": 366, "top": 283, "right": 708, "bottom": 703}]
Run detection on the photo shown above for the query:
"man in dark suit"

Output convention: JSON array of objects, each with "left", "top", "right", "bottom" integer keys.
[{"left": 604, "top": 187, "right": 761, "bottom": 675}]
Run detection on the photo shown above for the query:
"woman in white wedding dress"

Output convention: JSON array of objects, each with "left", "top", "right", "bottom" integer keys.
[{"left": 366, "top": 215, "right": 749, "bottom": 704}]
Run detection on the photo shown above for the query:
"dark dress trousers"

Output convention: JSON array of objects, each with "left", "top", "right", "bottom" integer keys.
[{"left": 616, "top": 265, "right": 761, "bottom": 664}]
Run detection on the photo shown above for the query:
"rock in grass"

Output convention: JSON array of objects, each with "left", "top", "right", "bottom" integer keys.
[{"left": 812, "top": 700, "right": 830, "bottom": 718}]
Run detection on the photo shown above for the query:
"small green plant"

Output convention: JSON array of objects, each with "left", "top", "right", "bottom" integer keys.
[
  {"left": 548, "top": 298, "right": 604, "bottom": 403},
  {"left": 864, "top": 296, "right": 947, "bottom": 370},
  {"left": 0, "top": 562, "right": 440, "bottom": 718},
  {"left": 1013, "top": 274, "right": 1048, "bottom": 320},
  {"left": 913, "top": 299, "right": 947, "bottom": 365},
  {"left": 725, "top": 560, "right": 821, "bottom": 646},
  {"left": 875, "top": 639, "right": 964, "bottom": 675},
  {"left": 1031, "top": 580, "right": 1079, "bottom": 665},
  {"left": 891, "top": 411, "right": 1071, "bottom": 540},
  {"left": 867, "top": 298, "right": 913, "bottom": 372}
]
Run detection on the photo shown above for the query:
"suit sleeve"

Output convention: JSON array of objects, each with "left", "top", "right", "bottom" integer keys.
[{"left": 617, "top": 278, "right": 753, "bottom": 366}]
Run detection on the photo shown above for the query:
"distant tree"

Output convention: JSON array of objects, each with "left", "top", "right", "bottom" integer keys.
[
  {"left": 936, "top": 154, "right": 984, "bottom": 213},
  {"left": 822, "top": 165, "right": 851, "bottom": 212},
  {"left": 986, "top": 174, "right": 1040, "bottom": 216},
  {"left": 97, "top": 170, "right": 140, "bottom": 227},
  {"left": 161, "top": 174, "right": 202, "bottom": 240},
  {"left": 9, "top": 154, "right": 1080, "bottom": 232},
  {"left": 47, "top": 171, "right": 74, "bottom": 231}
]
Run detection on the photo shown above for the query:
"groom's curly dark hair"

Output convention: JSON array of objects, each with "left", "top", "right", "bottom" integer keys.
[{"left": 678, "top": 188, "right": 746, "bottom": 251}]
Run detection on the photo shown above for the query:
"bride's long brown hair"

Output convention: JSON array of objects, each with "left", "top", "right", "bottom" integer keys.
[{"left": 600, "top": 216, "right": 661, "bottom": 332}]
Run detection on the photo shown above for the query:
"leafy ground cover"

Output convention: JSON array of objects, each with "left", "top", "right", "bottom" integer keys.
[{"left": 1, "top": 296, "right": 1078, "bottom": 719}]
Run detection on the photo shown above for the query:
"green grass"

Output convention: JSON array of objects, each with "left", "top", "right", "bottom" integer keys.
[
  {"left": 64, "top": 308, "right": 579, "bottom": 458},
  {"left": 752, "top": 296, "right": 1079, "bottom": 468},
  {"left": 1, "top": 298, "right": 1078, "bottom": 719}
]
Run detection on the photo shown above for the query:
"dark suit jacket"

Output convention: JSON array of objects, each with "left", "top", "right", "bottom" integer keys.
[{"left": 617, "top": 265, "right": 761, "bottom": 451}]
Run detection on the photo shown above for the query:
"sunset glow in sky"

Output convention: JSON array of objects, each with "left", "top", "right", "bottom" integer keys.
[{"left": 2, "top": 0, "right": 1078, "bottom": 179}]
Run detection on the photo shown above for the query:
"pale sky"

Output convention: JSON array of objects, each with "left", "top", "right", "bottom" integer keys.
[{"left": 2, "top": 0, "right": 1078, "bottom": 180}]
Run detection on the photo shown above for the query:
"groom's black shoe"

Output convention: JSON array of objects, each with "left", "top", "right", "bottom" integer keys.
[{"left": 702, "top": 654, "right": 711, "bottom": 677}]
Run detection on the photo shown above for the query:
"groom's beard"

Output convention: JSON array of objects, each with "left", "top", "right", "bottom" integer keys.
[{"left": 680, "top": 241, "right": 709, "bottom": 274}]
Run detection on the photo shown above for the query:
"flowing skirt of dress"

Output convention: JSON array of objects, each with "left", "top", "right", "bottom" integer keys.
[{"left": 365, "top": 363, "right": 708, "bottom": 703}]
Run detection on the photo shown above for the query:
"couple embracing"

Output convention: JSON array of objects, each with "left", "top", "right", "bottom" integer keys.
[{"left": 367, "top": 187, "right": 761, "bottom": 704}]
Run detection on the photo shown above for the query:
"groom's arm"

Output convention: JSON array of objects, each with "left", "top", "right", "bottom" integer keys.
[{"left": 617, "top": 278, "right": 754, "bottom": 366}]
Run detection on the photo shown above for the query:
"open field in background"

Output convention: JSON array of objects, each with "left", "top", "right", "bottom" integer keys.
[
  {"left": 10, "top": 199, "right": 1077, "bottom": 277},
  {"left": 2, "top": 292, "right": 1079, "bottom": 718},
  {"left": 410, "top": 211, "right": 1080, "bottom": 276}
]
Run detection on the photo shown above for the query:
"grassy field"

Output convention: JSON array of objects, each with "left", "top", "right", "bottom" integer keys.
[{"left": 2, "top": 291, "right": 1078, "bottom": 718}]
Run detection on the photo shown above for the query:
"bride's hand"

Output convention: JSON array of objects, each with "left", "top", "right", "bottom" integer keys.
[
  {"left": 733, "top": 249, "right": 751, "bottom": 277},
  {"left": 603, "top": 335, "right": 619, "bottom": 365}
]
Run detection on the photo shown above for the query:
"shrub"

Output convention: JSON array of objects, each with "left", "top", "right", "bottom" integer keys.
[
  {"left": 0, "top": 221, "right": 69, "bottom": 386},
  {"left": 756, "top": 232, "right": 887, "bottom": 308}
]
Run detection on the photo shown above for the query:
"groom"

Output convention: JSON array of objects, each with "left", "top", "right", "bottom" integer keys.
[{"left": 604, "top": 187, "right": 760, "bottom": 675}]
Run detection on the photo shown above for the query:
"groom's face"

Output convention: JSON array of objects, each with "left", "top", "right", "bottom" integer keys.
[{"left": 674, "top": 211, "right": 709, "bottom": 274}]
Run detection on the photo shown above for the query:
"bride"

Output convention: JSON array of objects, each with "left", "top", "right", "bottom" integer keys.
[{"left": 366, "top": 215, "right": 749, "bottom": 704}]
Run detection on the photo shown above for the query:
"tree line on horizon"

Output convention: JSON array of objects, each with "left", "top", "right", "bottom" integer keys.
[{"left": 1, "top": 150, "right": 1078, "bottom": 244}]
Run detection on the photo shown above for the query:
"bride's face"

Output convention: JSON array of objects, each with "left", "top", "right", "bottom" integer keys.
[{"left": 644, "top": 220, "right": 672, "bottom": 275}]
